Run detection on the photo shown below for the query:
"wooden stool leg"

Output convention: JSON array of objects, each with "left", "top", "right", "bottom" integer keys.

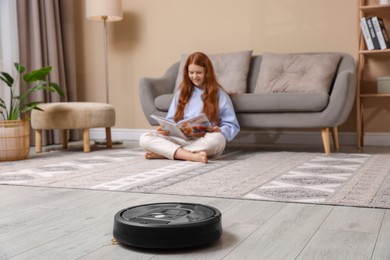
[
  {"left": 35, "top": 129, "right": 42, "bottom": 153},
  {"left": 105, "top": 127, "right": 112, "bottom": 149},
  {"left": 83, "top": 128, "right": 91, "bottom": 153},
  {"left": 331, "top": 127, "right": 339, "bottom": 151},
  {"left": 62, "top": 130, "right": 68, "bottom": 149},
  {"left": 321, "top": 128, "right": 331, "bottom": 155}
]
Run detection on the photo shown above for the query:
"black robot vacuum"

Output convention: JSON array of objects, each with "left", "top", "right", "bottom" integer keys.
[{"left": 113, "top": 202, "right": 222, "bottom": 249}]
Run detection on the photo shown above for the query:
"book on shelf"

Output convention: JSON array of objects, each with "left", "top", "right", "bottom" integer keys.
[
  {"left": 360, "top": 17, "right": 375, "bottom": 50},
  {"left": 366, "top": 17, "right": 381, "bottom": 49},
  {"left": 151, "top": 113, "right": 212, "bottom": 140},
  {"left": 371, "top": 16, "right": 390, "bottom": 49}
]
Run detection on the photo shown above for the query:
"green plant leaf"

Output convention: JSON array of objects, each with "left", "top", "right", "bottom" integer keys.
[
  {"left": 0, "top": 72, "right": 14, "bottom": 87},
  {"left": 23, "top": 66, "right": 52, "bottom": 83},
  {"left": 48, "top": 82, "right": 65, "bottom": 97},
  {"left": 1, "top": 63, "right": 63, "bottom": 120},
  {"left": 8, "top": 106, "right": 20, "bottom": 120},
  {"left": 14, "top": 63, "right": 26, "bottom": 73},
  {"left": 19, "top": 102, "right": 45, "bottom": 119},
  {"left": 16, "top": 82, "right": 47, "bottom": 100}
]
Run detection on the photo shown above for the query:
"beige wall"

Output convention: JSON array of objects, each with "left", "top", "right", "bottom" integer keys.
[{"left": 74, "top": 0, "right": 359, "bottom": 131}]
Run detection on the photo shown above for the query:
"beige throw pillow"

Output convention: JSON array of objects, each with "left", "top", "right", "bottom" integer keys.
[
  {"left": 175, "top": 50, "right": 253, "bottom": 94},
  {"left": 254, "top": 53, "right": 342, "bottom": 94}
]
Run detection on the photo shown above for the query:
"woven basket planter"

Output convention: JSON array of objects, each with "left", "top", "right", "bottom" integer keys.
[{"left": 0, "top": 120, "right": 30, "bottom": 161}]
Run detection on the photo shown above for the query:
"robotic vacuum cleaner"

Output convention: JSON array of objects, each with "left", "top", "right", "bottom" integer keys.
[{"left": 113, "top": 202, "right": 222, "bottom": 249}]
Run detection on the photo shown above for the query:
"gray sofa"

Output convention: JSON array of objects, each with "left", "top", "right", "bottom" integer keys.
[{"left": 139, "top": 52, "right": 356, "bottom": 154}]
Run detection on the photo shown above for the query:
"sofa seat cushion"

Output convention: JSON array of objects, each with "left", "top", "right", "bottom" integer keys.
[
  {"left": 155, "top": 94, "right": 174, "bottom": 112},
  {"left": 230, "top": 93, "right": 329, "bottom": 112}
]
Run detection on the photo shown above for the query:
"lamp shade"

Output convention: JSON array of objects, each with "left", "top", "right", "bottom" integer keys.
[{"left": 86, "top": 0, "right": 123, "bottom": 22}]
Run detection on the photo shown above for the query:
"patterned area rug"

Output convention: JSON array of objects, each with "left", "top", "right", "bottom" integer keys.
[{"left": 1, "top": 146, "right": 390, "bottom": 208}]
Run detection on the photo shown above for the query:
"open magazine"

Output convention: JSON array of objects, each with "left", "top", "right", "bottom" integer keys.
[{"left": 151, "top": 113, "right": 213, "bottom": 140}]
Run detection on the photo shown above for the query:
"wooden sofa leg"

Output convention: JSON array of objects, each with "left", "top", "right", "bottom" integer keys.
[
  {"left": 331, "top": 127, "right": 339, "bottom": 151},
  {"left": 62, "top": 129, "right": 68, "bottom": 149},
  {"left": 83, "top": 128, "right": 91, "bottom": 153},
  {"left": 321, "top": 128, "right": 331, "bottom": 155},
  {"left": 105, "top": 127, "right": 112, "bottom": 149},
  {"left": 35, "top": 129, "right": 42, "bottom": 153}
]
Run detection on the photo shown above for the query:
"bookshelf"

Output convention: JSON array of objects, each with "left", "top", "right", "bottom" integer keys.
[{"left": 357, "top": 0, "right": 390, "bottom": 147}]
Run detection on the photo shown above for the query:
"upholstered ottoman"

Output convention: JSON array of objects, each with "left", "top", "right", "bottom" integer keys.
[{"left": 31, "top": 102, "right": 115, "bottom": 153}]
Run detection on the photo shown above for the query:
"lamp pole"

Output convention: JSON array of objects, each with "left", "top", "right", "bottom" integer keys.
[
  {"left": 103, "top": 15, "right": 109, "bottom": 104},
  {"left": 86, "top": 0, "right": 123, "bottom": 145}
]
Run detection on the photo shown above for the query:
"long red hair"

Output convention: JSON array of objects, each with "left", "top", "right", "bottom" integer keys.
[{"left": 174, "top": 52, "right": 220, "bottom": 124}]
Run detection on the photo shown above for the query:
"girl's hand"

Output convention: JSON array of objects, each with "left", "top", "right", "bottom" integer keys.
[
  {"left": 156, "top": 125, "right": 169, "bottom": 136},
  {"left": 210, "top": 126, "right": 221, "bottom": 132}
]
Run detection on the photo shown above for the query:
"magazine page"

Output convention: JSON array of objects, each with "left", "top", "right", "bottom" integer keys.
[
  {"left": 150, "top": 115, "right": 187, "bottom": 139},
  {"left": 151, "top": 113, "right": 212, "bottom": 140},
  {"left": 177, "top": 113, "right": 212, "bottom": 140}
]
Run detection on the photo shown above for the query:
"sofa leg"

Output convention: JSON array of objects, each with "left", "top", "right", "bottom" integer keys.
[
  {"left": 331, "top": 127, "right": 339, "bottom": 151},
  {"left": 321, "top": 128, "right": 331, "bottom": 155}
]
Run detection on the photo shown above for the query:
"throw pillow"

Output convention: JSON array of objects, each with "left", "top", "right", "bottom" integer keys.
[
  {"left": 174, "top": 50, "right": 253, "bottom": 94},
  {"left": 254, "top": 52, "right": 342, "bottom": 94}
]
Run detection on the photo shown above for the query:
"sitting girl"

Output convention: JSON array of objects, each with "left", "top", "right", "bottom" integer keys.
[{"left": 139, "top": 52, "right": 240, "bottom": 163}]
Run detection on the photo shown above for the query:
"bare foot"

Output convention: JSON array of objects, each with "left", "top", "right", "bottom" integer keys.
[
  {"left": 174, "top": 148, "right": 208, "bottom": 163},
  {"left": 145, "top": 151, "right": 166, "bottom": 160},
  {"left": 192, "top": 151, "right": 208, "bottom": 163}
]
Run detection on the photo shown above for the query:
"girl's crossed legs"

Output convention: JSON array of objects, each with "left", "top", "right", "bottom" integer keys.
[{"left": 139, "top": 132, "right": 226, "bottom": 163}]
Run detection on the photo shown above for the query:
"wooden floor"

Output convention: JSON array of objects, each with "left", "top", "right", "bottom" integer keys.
[
  {"left": 1, "top": 184, "right": 389, "bottom": 260},
  {"left": 2, "top": 142, "right": 390, "bottom": 259}
]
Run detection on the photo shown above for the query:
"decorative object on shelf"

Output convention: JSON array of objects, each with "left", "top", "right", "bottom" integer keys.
[
  {"left": 0, "top": 63, "right": 64, "bottom": 161},
  {"left": 85, "top": 0, "right": 123, "bottom": 104},
  {"left": 377, "top": 76, "right": 390, "bottom": 93},
  {"left": 379, "top": 0, "right": 390, "bottom": 5}
]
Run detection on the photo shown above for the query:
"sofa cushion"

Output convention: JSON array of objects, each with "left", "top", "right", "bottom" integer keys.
[
  {"left": 230, "top": 93, "right": 329, "bottom": 112},
  {"left": 175, "top": 50, "right": 253, "bottom": 94},
  {"left": 254, "top": 53, "right": 341, "bottom": 94}
]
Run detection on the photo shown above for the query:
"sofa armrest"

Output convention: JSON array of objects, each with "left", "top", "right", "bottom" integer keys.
[
  {"left": 139, "top": 62, "right": 179, "bottom": 125},
  {"left": 323, "top": 54, "right": 356, "bottom": 126}
]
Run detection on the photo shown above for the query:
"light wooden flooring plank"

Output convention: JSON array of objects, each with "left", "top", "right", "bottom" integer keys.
[
  {"left": 221, "top": 200, "right": 286, "bottom": 225},
  {"left": 0, "top": 186, "right": 156, "bottom": 259},
  {"left": 317, "top": 206, "right": 385, "bottom": 233},
  {"left": 222, "top": 203, "right": 333, "bottom": 260},
  {"left": 297, "top": 230, "right": 378, "bottom": 260},
  {"left": 372, "top": 210, "right": 390, "bottom": 260},
  {"left": 1, "top": 184, "right": 390, "bottom": 260},
  {"left": 296, "top": 207, "right": 385, "bottom": 260}
]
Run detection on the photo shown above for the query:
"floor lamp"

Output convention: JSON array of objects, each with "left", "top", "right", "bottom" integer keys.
[
  {"left": 86, "top": 0, "right": 123, "bottom": 104},
  {"left": 86, "top": 0, "right": 123, "bottom": 144}
]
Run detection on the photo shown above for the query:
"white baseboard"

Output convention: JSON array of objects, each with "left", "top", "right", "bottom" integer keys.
[
  {"left": 89, "top": 128, "right": 390, "bottom": 147},
  {"left": 89, "top": 128, "right": 148, "bottom": 141}
]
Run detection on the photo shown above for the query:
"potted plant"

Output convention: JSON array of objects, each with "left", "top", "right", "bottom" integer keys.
[{"left": 0, "top": 63, "right": 64, "bottom": 161}]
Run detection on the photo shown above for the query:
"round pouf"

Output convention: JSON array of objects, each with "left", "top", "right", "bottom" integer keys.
[
  {"left": 113, "top": 202, "right": 222, "bottom": 249},
  {"left": 31, "top": 102, "right": 115, "bottom": 153},
  {"left": 31, "top": 102, "right": 115, "bottom": 130}
]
